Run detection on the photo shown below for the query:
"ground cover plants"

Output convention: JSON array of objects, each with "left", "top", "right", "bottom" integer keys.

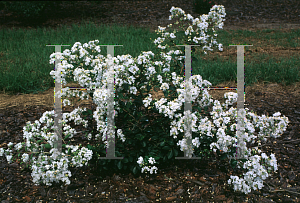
[{"left": 0, "top": 3, "right": 292, "bottom": 196}]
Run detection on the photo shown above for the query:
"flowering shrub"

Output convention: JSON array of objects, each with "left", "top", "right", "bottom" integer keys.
[{"left": 0, "top": 5, "right": 290, "bottom": 194}]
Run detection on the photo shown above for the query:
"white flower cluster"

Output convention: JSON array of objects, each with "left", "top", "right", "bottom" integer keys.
[
  {"left": 137, "top": 156, "right": 158, "bottom": 174},
  {"left": 0, "top": 109, "right": 94, "bottom": 186},
  {"left": 228, "top": 153, "right": 278, "bottom": 194}
]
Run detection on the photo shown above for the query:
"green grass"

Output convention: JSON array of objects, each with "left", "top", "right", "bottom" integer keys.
[{"left": 0, "top": 19, "right": 299, "bottom": 96}]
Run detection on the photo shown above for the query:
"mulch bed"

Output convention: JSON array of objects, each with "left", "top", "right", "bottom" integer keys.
[
  {"left": 1, "top": 82, "right": 300, "bottom": 202},
  {"left": 0, "top": 0, "right": 300, "bottom": 202},
  {"left": 0, "top": 0, "right": 299, "bottom": 32}
]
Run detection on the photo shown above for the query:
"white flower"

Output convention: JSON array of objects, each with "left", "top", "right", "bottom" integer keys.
[
  {"left": 7, "top": 142, "right": 13, "bottom": 147},
  {"left": 14, "top": 143, "right": 23, "bottom": 151},
  {"left": 87, "top": 133, "right": 92, "bottom": 140},
  {"left": 148, "top": 157, "right": 156, "bottom": 165},
  {"left": 6, "top": 155, "right": 13, "bottom": 164},
  {"left": 22, "top": 153, "right": 29, "bottom": 163},
  {"left": 137, "top": 156, "right": 144, "bottom": 165},
  {"left": 0, "top": 148, "right": 5, "bottom": 156}
]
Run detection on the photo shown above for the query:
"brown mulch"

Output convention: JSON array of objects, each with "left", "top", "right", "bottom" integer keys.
[
  {"left": 1, "top": 82, "right": 300, "bottom": 202},
  {"left": 0, "top": 0, "right": 300, "bottom": 202},
  {"left": 0, "top": 0, "right": 299, "bottom": 32}
]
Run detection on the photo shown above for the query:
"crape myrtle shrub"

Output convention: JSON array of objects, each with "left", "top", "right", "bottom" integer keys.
[
  {"left": 0, "top": 0, "right": 211, "bottom": 179},
  {"left": 0, "top": 0, "right": 237, "bottom": 180},
  {"left": 80, "top": 71, "right": 228, "bottom": 179}
]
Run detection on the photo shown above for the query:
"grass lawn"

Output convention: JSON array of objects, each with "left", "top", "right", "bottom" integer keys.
[{"left": 0, "top": 19, "right": 299, "bottom": 96}]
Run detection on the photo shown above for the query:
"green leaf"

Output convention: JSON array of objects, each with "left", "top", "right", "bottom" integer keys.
[
  {"left": 44, "top": 144, "right": 51, "bottom": 149},
  {"left": 123, "top": 158, "right": 128, "bottom": 163},
  {"left": 162, "top": 146, "right": 170, "bottom": 150},
  {"left": 220, "top": 153, "right": 227, "bottom": 160},
  {"left": 168, "top": 150, "right": 173, "bottom": 159},
  {"left": 169, "top": 85, "right": 177, "bottom": 92},
  {"left": 147, "top": 84, "right": 151, "bottom": 92},
  {"left": 117, "top": 161, "right": 122, "bottom": 170},
  {"left": 142, "top": 141, "right": 146, "bottom": 147},
  {"left": 160, "top": 141, "right": 165, "bottom": 147},
  {"left": 163, "top": 90, "right": 169, "bottom": 98},
  {"left": 195, "top": 106, "right": 202, "bottom": 113},
  {"left": 163, "top": 156, "right": 167, "bottom": 162},
  {"left": 133, "top": 166, "right": 138, "bottom": 174},
  {"left": 168, "top": 139, "right": 174, "bottom": 146},
  {"left": 230, "top": 159, "right": 238, "bottom": 168},
  {"left": 154, "top": 156, "right": 160, "bottom": 161},
  {"left": 144, "top": 126, "right": 152, "bottom": 133},
  {"left": 82, "top": 109, "right": 93, "bottom": 116},
  {"left": 136, "top": 134, "right": 144, "bottom": 141},
  {"left": 115, "top": 151, "right": 121, "bottom": 156},
  {"left": 129, "top": 156, "right": 133, "bottom": 162},
  {"left": 173, "top": 149, "right": 178, "bottom": 156},
  {"left": 87, "top": 109, "right": 93, "bottom": 115},
  {"left": 64, "top": 133, "right": 72, "bottom": 140}
]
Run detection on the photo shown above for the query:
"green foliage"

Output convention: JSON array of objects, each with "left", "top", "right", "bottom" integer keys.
[
  {"left": 1, "top": 1, "right": 102, "bottom": 19},
  {"left": 193, "top": 0, "right": 218, "bottom": 15},
  {"left": 59, "top": 27, "right": 281, "bottom": 178},
  {"left": 83, "top": 92, "right": 176, "bottom": 177},
  {"left": 2, "top": 1, "right": 62, "bottom": 19},
  {"left": 77, "top": 66, "right": 217, "bottom": 178},
  {"left": 0, "top": 1, "right": 6, "bottom": 10},
  {"left": 78, "top": 70, "right": 240, "bottom": 178}
]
